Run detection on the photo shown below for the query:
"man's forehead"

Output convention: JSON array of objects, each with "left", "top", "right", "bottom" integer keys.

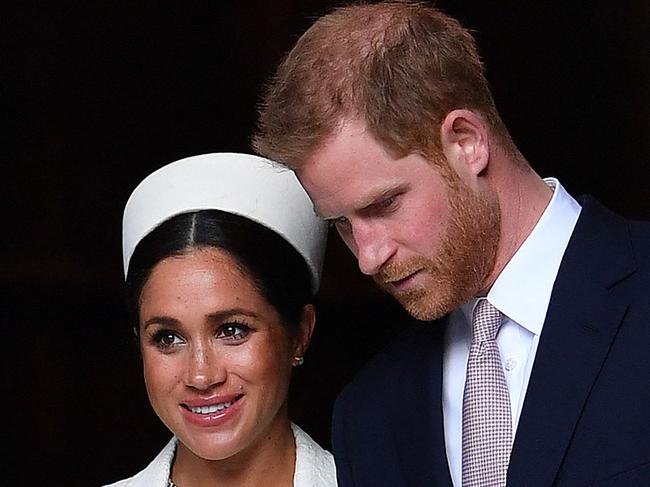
[
  {"left": 298, "top": 165, "right": 404, "bottom": 219},
  {"left": 304, "top": 119, "right": 379, "bottom": 160},
  {"left": 299, "top": 125, "right": 391, "bottom": 176},
  {"left": 295, "top": 119, "right": 429, "bottom": 217}
]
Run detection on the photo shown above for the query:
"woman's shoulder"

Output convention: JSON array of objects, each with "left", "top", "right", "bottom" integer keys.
[
  {"left": 101, "top": 437, "right": 177, "bottom": 487},
  {"left": 292, "top": 423, "right": 337, "bottom": 487},
  {"left": 102, "top": 429, "right": 335, "bottom": 487}
]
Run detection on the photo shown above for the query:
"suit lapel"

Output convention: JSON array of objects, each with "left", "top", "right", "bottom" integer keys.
[
  {"left": 508, "top": 198, "right": 636, "bottom": 486},
  {"left": 391, "top": 320, "right": 454, "bottom": 486}
]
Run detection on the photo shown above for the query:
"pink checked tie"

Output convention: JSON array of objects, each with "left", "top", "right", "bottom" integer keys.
[{"left": 461, "top": 299, "right": 512, "bottom": 487}]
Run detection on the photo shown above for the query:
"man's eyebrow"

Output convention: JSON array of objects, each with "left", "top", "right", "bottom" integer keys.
[
  {"left": 357, "top": 184, "right": 407, "bottom": 211},
  {"left": 315, "top": 183, "right": 408, "bottom": 220}
]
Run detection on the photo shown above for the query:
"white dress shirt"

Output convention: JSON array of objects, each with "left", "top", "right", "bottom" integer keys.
[{"left": 443, "top": 179, "right": 581, "bottom": 487}]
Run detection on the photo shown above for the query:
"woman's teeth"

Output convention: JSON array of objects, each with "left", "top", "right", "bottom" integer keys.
[{"left": 190, "top": 401, "right": 233, "bottom": 414}]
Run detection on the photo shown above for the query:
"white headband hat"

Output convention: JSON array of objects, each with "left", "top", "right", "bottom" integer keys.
[{"left": 122, "top": 152, "right": 328, "bottom": 292}]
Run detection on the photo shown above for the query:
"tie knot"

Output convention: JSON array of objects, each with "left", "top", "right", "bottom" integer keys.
[{"left": 471, "top": 299, "right": 502, "bottom": 343}]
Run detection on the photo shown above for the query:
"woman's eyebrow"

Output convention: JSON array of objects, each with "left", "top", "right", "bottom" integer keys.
[
  {"left": 143, "top": 316, "right": 180, "bottom": 329},
  {"left": 206, "top": 308, "right": 259, "bottom": 322}
]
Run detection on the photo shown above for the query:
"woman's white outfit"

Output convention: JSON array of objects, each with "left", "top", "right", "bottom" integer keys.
[{"left": 103, "top": 423, "right": 337, "bottom": 487}]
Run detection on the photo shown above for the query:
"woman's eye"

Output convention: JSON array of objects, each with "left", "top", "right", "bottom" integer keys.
[
  {"left": 217, "top": 323, "right": 251, "bottom": 341},
  {"left": 152, "top": 330, "right": 183, "bottom": 348}
]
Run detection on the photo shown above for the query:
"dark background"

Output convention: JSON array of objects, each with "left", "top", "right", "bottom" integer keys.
[{"left": 4, "top": 1, "right": 649, "bottom": 485}]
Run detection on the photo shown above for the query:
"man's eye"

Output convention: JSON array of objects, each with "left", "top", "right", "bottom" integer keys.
[
  {"left": 329, "top": 216, "right": 351, "bottom": 230},
  {"left": 376, "top": 195, "right": 396, "bottom": 210},
  {"left": 217, "top": 323, "right": 251, "bottom": 341}
]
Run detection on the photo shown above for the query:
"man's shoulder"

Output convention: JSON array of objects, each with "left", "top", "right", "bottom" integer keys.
[
  {"left": 578, "top": 195, "right": 650, "bottom": 233},
  {"left": 577, "top": 196, "right": 650, "bottom": 265},
  {"left": 336, "top": 317, "right": 446, "bottom": 406},
  {"left": 627, "top": 216, "right": 650, "bottom": 256}
]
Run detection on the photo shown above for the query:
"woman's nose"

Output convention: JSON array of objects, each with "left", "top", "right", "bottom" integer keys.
[{"left": 184, "top": 342, "right": 226, "bottom": 391}]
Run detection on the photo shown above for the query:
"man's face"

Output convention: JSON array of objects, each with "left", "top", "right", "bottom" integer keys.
[{"left": 297, "top": 120, "right": 501, "bottom": 320}]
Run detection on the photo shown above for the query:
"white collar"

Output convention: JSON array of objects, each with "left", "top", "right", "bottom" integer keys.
[
  {"left": 292, "top": 422, "right": 337, "bottom": 486},
  {"left": 110, "top": 423, "right": 335, "bottom": 487},
  {"left": 462, "top": 178, "right": 581, "bottom": 335}
]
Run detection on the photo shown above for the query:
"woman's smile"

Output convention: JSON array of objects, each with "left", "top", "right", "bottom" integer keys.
[
  {"left": 179, "top": 394, "right": 245, "bottom": 427},
  {"left": 139, "top": 247, "right": 297, "bottom": 461}
]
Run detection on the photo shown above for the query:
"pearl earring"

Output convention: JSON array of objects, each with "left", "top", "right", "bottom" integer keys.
[{"left": 292, "top": 356, "right": 305, "bottom": 366}]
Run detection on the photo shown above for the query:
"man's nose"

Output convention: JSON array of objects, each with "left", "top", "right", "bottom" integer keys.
[{"left": 351, "top": 221, "right": 396, "bottom": 276}]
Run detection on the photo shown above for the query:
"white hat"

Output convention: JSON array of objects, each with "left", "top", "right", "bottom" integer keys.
[{"left": 122, "top": 153, "right": 328, "bottom": 292}]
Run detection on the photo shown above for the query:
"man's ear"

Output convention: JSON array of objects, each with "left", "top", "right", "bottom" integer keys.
[
  {"left": 293, "top": 304, "right": 316, "bottom": 359},
  {"left": 439, "top": 109, "right": 490, "bottom": 179}
]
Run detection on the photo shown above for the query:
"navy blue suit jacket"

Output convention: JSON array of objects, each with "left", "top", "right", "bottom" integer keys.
[{"left": 332, "top": 198, "right": 650, "bottom": 486}]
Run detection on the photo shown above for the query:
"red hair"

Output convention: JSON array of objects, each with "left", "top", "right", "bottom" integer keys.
[{"left": 254, "top": 1, "right": 515, "bottom": 168}]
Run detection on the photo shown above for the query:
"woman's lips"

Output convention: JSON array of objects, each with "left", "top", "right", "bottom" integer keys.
[{"left": 180, "top": 394, "right": 244, "bottom": 427}]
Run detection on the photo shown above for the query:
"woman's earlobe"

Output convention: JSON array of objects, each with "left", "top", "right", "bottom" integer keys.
[
  {"left": 294, "top": 304, "right": 316, "bottom": 358},
  {"left": 291, "top": 355, "right": 305, "bottom": 367}
]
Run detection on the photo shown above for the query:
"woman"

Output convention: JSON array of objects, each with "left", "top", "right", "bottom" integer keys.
[{"left": 106, "top": 153, "right": 335, "bottom": 486}]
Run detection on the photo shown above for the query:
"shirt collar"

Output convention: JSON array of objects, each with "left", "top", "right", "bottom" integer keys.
[{"left": 462, "top": 178, "right": 581, "bottom": 335}]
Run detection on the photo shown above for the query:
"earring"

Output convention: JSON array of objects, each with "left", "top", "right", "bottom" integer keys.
[{"left": 292, "top": 356, "right": 305, "bottom": 367}]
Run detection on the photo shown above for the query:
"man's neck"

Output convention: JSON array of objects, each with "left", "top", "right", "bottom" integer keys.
[{"left": 482, "top": 159, "right": 553, "bottom": 293}]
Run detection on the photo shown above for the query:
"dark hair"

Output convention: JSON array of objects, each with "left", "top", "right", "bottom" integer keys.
[{"left": 125, "top": 210, "right": 313, "bottom": 333}]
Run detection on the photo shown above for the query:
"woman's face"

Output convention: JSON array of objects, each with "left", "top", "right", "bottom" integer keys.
[{"left": 138, "top": 247, "right": 309, "bottom": 461}]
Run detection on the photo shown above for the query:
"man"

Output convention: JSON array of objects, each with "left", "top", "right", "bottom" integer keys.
[{"left": 253, "top": 2, "right": 650, "bottom": 486}]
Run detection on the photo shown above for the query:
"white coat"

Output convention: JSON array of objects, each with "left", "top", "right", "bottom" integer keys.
[{"left": 103, "top": 423, "right": 337, "bottom": 487}]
